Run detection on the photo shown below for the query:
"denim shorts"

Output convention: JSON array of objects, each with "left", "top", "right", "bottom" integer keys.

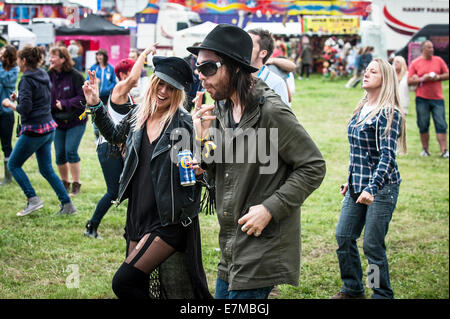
[{"left": 415, "top": 97, "right": 448, "bottom": 134}]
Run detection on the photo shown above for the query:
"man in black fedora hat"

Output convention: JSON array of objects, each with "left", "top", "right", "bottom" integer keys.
[{"left": 188, "top": 24, "right": 326, "bottom": 299}]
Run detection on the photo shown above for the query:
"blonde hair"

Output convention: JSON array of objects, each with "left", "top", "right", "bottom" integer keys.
[
  {"left": 393, "top": 55, "right": 408, "bottom": 82},
  {"left": 132, "top": 73, "right": 185, "bottom": 132},
  {"left": 352, "top": 58, "right": 407, "bottom": 154}
]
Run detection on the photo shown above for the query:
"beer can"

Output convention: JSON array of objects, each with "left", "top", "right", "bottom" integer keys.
[{"left": 178, "top": 150, "right": 196, "bottom": 186}]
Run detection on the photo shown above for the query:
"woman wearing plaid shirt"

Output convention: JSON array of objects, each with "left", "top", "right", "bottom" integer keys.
[
  {"left": 1, "top": 46, "right": 77, "bottom": 217},
  {"left": 332, "top": 58, "right": 407, "bottom": 299}
]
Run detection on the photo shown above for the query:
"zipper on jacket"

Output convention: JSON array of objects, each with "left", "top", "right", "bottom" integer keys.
[
  {"left": 171, "top": 138, "right": 175, "bottom": 223},
  {"left": 116, "top": 139, "right": 139, "bottom": 206}
]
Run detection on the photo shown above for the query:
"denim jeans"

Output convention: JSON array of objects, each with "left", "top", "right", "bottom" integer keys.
[
  {"left": 335, "top": 183, "right": 399, "bottom": 299},
  {"left": 7, "top": 131, "right": 70, "bottom": 204},
  {"left": 54, "top": 123, "right": 86, "bottom": 165},
  {"left": 89, "top": 142, "right": 123, "bottom": 226},
  {"left": 214, "top": 278, "right": 273, "bottom": 299}
]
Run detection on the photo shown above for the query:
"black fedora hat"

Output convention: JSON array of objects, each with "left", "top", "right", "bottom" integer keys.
[
  {"left": 153, "top": 56, "right": 193, "bottom": 90},
  {"left": 187, "top": 24, "right": 259, "bottom": 73}
]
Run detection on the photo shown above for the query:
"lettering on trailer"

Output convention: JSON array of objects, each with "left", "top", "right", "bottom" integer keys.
[{"left": 403, "top": 7, "right": 449, "bottom": 13}]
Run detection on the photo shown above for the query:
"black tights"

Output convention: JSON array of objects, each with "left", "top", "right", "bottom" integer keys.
[{"left": 112, "top": 233, "right": 176, "bottom": 299}]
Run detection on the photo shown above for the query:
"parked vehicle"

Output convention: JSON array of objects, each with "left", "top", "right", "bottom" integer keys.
[
  {"left": 395, "top": 24, "right": 449, "bottom": 66},
  {"left": 361, "top": 0, "right": 449, "bottom": 59},
  {"left": 136, "top": 3, "right": 201, "bottom": 55}
]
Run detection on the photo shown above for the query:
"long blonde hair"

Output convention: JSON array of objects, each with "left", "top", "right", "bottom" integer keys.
[
  {"left": 352, "top": 58, "right": 407, "bottom": 154},
  {"left": 393, "top": 55, "right": 408, "bottom": 82},
  {"left": 132, "top": 73, "right": 185, "bottom": 132}
]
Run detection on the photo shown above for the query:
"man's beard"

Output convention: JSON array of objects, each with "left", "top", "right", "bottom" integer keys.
[{"left": 208, "top": 81, "right": 233, "bottom": 102}]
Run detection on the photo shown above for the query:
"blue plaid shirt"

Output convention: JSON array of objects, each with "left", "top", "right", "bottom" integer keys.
[{"left": 347, "top": 108, "right": 402, "bottom": 196}]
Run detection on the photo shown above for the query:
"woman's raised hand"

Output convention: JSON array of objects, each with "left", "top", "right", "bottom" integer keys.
[
  {"left": 143, "top": 42, "right": 158, "bottom": 57},
  {"left": 82, "top": 70, "right": 101, "bottom": 106}
]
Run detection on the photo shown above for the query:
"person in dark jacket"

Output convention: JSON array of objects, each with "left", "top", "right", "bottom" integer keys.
[
  {"left": 48, "top": 46, "right": 87, "bottom": 196},
  {"left": 300, "top": 37, "right": 313, "bottom": 79},
  {"left": 0, "top": 45, "right": 19, "bottom": 185},
  {"left": 84, "top": 44, "right": 156, "bottom": 239},
  {"left": 82, "top": 55, "right": 211, "bottom": 299},
  {"left": 189, "top": 24, "right": 326, "bottom": 299},
  {"left": 1, "top": 45, "right": 77, "bottom": 217}
]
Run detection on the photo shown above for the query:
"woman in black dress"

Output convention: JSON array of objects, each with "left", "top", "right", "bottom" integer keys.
[{"left": 82, "top": 55, "right": 211, "bottom": 299}]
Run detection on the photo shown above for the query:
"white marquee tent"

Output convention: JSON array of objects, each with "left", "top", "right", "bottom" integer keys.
[
  {"left": 173, "top": 21, "right": 218, "bottom": 58},
  {"left": 0, "top": 21, "right": 37, "bottom": 49},
  {"left": 244, "top": 22, "right": 302, "bottom": 37}
]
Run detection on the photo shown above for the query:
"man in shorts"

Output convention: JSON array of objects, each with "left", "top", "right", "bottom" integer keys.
[{"left": 408, "top": 40, "right": 449, "bottom": 158}]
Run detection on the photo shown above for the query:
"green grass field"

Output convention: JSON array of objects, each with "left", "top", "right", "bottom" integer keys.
[{"left": 0, "top": 75, "right": 448, "bottom": 299}]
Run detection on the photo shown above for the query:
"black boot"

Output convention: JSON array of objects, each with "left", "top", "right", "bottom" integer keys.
[
  {"left": 84, "top": 221, "right": 102, "bottom": 239},
  {"left": 0, "top": 159, "right": 12, "bottom": 186}
]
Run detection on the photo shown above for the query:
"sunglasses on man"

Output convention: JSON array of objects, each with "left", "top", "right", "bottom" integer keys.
[{"left": 196, "top": 61, "right": 222, "bottom": 77}]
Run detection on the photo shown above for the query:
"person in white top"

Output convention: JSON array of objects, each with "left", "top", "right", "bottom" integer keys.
[
  {"left": 247, "top": 28, "right": 290, "bottom": 106},
  {"left": 128, "top": 48, "right": 150, "bottom": 103},
  {"left": 67, "top": 40, "right": 79, "bottom": 60},
  {"left": 393, "top": 56, "right": 410, "bottom": 115}
]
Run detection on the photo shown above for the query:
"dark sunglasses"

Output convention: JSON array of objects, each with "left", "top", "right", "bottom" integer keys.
[{"left": 196, "top": 61, "right": 222, "bottom": 76}]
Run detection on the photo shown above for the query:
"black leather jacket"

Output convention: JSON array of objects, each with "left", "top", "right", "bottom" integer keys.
[{"left": 91, "top": 102, "right": 202, "bottom": 226}]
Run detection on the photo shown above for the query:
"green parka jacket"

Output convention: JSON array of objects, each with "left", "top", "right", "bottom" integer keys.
[{"left": 206, "top": 78, "right": 326, "bottom": 290}]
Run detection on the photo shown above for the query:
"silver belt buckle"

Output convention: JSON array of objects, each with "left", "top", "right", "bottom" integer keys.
[{"left": 181, "top": 217, "right": 192, "bottom": 227}]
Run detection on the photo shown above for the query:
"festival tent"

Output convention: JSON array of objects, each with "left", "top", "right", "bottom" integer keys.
[
  {"left": 0, "top": 21, "right": 37, "bottom": 49},
  {"left": 55, "top": 14, "right": 130, "bottom": 68},
  {"left": 244, "top": 22, "right": 302, "bottom": 37},
  {"left": 172, "top": 21, "right": 218, "bottom": 58}
]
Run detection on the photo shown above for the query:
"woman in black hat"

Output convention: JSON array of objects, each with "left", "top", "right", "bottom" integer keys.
[{"left": 82, "top": 56, "right": 211, "bottom": 299}]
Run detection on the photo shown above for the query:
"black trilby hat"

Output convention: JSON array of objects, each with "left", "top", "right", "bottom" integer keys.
[
  {"left": 187, "top": 24, "right": 259, "bottom": 73},
  {"left": 153, "top": 56, "right": 193, "bottom": 90}
]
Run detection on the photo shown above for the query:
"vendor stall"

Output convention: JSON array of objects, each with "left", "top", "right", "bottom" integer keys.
[{"left": 55, "top": 14, "right": 130, "bottom": 68}]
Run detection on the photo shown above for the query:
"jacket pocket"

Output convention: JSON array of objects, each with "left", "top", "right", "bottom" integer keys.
[{"left": 240, "top": 204, "right": 279, "bottom": 239}]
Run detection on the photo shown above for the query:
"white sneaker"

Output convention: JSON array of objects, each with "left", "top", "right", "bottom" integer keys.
[
  {"left": 441, "top": 149, "right": 449, "bottom": 159},
  {"left": 420, "top": 149, "right": 430, "bottom": 157},
  {"left": 17, "top": 196, "right": 43, "bottom": 216}
]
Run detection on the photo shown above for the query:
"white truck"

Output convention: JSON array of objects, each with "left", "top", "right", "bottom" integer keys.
[
  {"left": 361, "top": 0, "right": 449, "bottom": 59},
  {"left": 136, "top": 3, "right": 202, "bottom": 56}
]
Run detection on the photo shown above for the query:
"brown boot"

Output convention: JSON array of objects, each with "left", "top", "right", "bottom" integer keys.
[
  {"left": 62, "top": 180, "right": 71, "bottom": 193},
  {"left": 70, "top": 181, "right": 81, "bottom": 196},
  {"left": 331, "top": 291, "right": 366, "bottom": 299}
]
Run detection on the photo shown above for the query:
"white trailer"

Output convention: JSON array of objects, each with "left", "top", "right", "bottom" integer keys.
[
  {"left": 365, "top": 0, "right": 449, "bottom": 57},
  {"left": 136, "top": 3, "right": 201, "bottom": 56}
]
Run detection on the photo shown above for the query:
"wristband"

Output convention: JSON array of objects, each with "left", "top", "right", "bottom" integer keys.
[
  {"left": 88, "top": 101, "right": 103, "bottom": 111},
  {"left": 195, "top": 134, "right": 210, "bottom": 142}
]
